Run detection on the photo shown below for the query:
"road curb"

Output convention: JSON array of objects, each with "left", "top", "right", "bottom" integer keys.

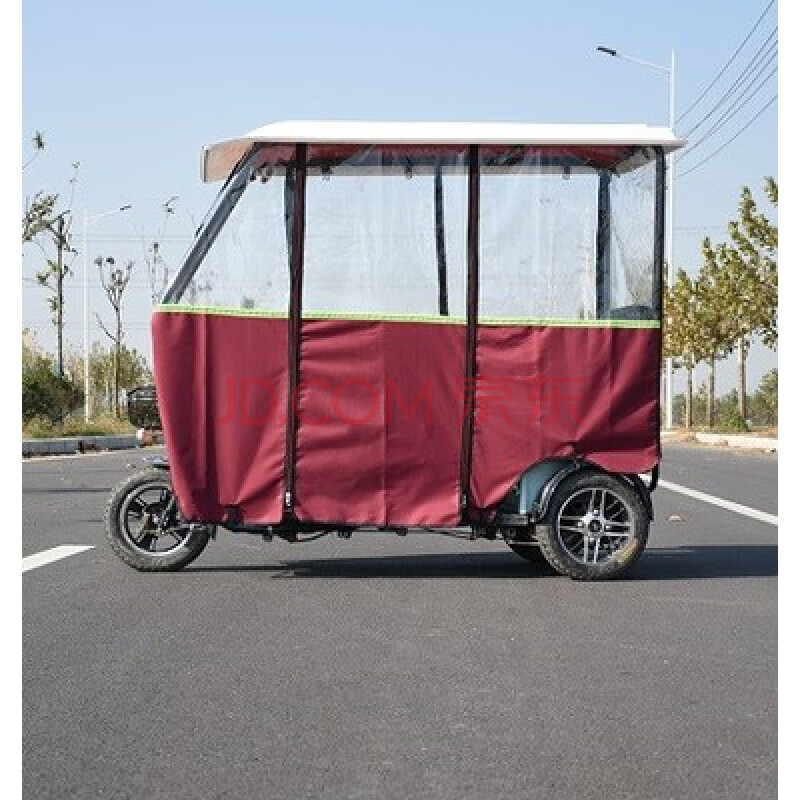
[
  {"left": 22, "top": 434, "right": 141, "bottom": 457},
  {"left": 662, "top": 430, "right": 777, "bottom": 452}
]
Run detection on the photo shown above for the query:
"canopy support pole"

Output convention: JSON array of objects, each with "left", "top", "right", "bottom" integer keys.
[
  {"left": 434, "top": 165, "right": 449, "bottom": 316},
  {"left": 459, "top": 145, "right": 480, "bottom": 520},
  {"left": 283, "top": 144, "right": 307, "bottom": 517},
  {"left": 595, "top": 171, "right": 612, "bottom": 318}
]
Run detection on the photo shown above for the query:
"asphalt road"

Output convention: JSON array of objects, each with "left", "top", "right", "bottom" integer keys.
[{"left": 22, "top": 443, "right": 777, "bottom": 799}]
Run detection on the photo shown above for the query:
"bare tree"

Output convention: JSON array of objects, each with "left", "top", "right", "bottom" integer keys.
[{"left": 95, "top": 256, "right": 134, "bottom": 417}]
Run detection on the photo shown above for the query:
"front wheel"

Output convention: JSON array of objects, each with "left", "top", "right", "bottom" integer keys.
[
  {"left": 104, "top": 468, "right": 212, "bottom": 571},
  {"left": 536, "top": 470, "right": 649, "bottom": 581}
]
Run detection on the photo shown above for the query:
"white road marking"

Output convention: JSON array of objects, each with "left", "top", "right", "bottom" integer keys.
[
  {"left": 22, "top": 545, "right": 95, "bottom": 573},
  {"left": 659, "top": 480, "right": 778, "bottom": 527}
]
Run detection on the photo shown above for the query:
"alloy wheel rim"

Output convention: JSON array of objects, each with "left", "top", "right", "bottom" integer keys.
[
  {"left": 556, "top": 487, "right": 633, "bottom": 566},
  {"left": 119, "top": 481, "right": 190, "bottom": 556}
]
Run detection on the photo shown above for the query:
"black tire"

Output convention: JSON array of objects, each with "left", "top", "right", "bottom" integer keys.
[
  {"left": 536, "top": 470, "right": 648, "bottom": 581},
  {"left": 104, "top": 467, "right": 212, "bottom": 572},
  {"left": 507, "top": 539, "right": 553, "bottom": 568}
]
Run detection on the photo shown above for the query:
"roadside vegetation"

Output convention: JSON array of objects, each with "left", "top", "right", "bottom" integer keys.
[
  {"left": 22, "top": 132, "right": 156, "bottom": 438},
  {"left": 666, "top": 368, "right": 777, "bottom": 433},
  {"left": 22, "top": 329, "right": 151, "bottom": 437},
  {"left": 664, "top": 178, "right": 777, "bottom": 431}
]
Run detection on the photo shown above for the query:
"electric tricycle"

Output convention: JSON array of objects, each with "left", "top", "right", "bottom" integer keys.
[{"left": 105, "top": 120, "right": 683, "bottom": 579}]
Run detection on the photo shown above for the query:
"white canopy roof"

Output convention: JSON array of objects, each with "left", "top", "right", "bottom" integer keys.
[{"left": 201, "top": 120, "right": 685, "bottom": 182}]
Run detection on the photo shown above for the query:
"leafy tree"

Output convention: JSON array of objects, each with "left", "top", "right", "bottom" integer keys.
[
  {"left": 22, "top": 155, "right": 80, "bottom": 377},
  {"left": 750, "top": 368, "right": 778, "bottom": 427},
  {"left": 702, "top": 178, "right": 778, "bottom": 422},
  {"left": 21, "top": 192, "right": 57, "bottom": 242},
  {"left": 663, "top": 268, "right": 703, "bottom": 428},
  {"left": 693, "top": 260, "right": 734, "bottom": 427}
]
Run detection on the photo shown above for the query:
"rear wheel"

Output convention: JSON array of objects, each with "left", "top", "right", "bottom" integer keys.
[
  {"left": 536, "top": 470, "right": 648, "bottom": 580},
  {"left": 507, "top": 538, "right": 552, "bottom": 567},
  {"left": 104, "top": 468, "right": 212, "bottom": 571}
]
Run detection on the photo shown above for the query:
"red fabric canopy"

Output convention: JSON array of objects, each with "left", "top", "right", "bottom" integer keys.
[{"left": 153, "top": 311, "right": 659, "bottom": 526}]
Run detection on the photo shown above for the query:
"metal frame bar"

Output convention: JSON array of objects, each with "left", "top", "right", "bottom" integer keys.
[
  {"left": 595, "top": 171, "right": 612, "bottom": 319},
  {"left": 653, "top": 146, "right": 666, "bottom": 460},
  {"left": 282, "top": 144, "right": 307, "bottom": 516},
  {"left": 162, "top": 147, "right": 257, "bottom": 304},
  {"left": 434, "top": 165, "right": 449, "bottom": 316},
  {"left": 459, "top": 145, "right": 480, "bottom": 519},
  {"left": 653, "top": 147, "right": 666, "bottom": 324}
]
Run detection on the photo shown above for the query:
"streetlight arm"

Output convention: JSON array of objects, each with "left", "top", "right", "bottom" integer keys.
[
  {"left": 87, "top": 205, "right": 133, "bottom": 225},
  {"left": 596, "top": 46, "right": 670, "bottom": 74}
]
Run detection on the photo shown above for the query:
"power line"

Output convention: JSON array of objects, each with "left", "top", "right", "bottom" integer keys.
[
  {"left": 677, "top": 0, "right": 775, "bottom": 124},
  {"left": 679, "top": 32, "right": 776, "bottom": 142},
  {"left": 677, "top": 60, "right": 777, "bottom": 162},
  {"left": 678, "top": 94, "right": 777, "bottom": 178}
]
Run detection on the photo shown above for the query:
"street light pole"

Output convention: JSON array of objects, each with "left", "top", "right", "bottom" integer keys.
[
  {"left": 666, "top": 48, "right": 676, "bottom": 431},
  {"left": 597, "top": 45, "right": 676, "bottom": 428},
  {"left": 83, "top": 205, "right": 132, "bottom": 421}
]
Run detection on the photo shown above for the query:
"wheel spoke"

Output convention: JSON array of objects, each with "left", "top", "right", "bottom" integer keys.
[
  {"left": 605, "top": 521, "right": 630, "bottom": 533},
  {"left": 127, "top": 496, "right": 146, "bottom": 518},
  {"left": 560, "top": 524, "right": 585, "bottom": 534}
]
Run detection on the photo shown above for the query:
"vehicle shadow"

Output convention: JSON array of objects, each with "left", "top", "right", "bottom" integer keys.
[{"left": 186, "top": 544, "right": 777, "bottom": 580}]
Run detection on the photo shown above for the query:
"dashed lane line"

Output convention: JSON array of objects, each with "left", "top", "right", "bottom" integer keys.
[{"left": 22, "top": 545, "right": 96, "bottom": 574}]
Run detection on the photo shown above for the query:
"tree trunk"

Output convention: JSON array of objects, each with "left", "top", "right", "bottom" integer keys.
[
  {"left": 707, "top": 358, "right": 716, "bottom": 428},
  {"left": 738, "top": 337, "right": 747, "bottom": 422},
  {"left": 55, "top": 216, "right": 65, "bottom": 379},
  {"left": 686, "top": 364, "right": 693, "bottom": 429},
  {"left": 114, "top": 313, "right": 122, "bottom": 418}
]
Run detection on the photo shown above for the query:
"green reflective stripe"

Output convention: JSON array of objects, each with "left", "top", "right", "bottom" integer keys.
[
  {"left": 478, "top": 316, "right": 661, "bottom": 329},
  {"left": 303, "top": 310, "right": 467, "bottom": 324},
  {"left": 155, "top": 305, "right": 288, "bottom": 319},
  {"left": 154, "top": 304, "right": 660, "bottom": 329}
]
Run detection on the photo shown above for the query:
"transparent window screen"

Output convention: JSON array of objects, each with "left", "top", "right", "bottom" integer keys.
[
  {"left": 184, "top": 165, "right": 291, "bottom": 311},
  {"left": 184, "top": 147, "right": 658, "bottom": 321},
  {"left": 303, "top": 148, "right": 468, "bottom": 317},
  {"left": 479, "top": 154, "right": 658, "bottom": 321}
]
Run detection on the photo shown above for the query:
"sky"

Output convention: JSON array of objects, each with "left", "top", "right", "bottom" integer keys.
[{"left": 21, "top": 0, "right": 779, "bottom": 396}]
